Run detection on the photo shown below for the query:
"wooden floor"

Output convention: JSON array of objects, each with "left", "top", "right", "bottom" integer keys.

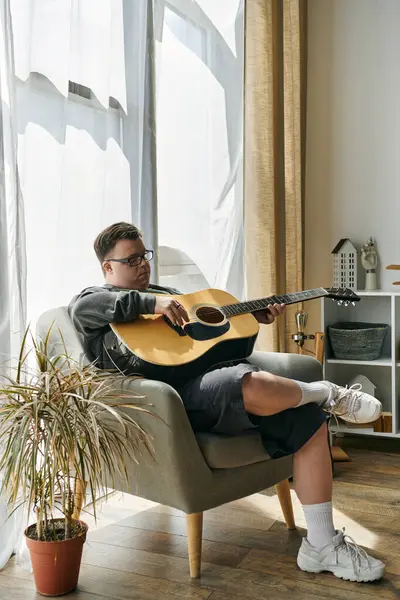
[{"left": 2, "top": 439, "right": 400, "bottom": 599}]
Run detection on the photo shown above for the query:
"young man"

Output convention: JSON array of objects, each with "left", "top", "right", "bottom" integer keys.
[{"left": 69, "top": 222, "right": 385, "bottom": 582}]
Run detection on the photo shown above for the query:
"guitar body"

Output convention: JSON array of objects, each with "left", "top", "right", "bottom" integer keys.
[
  {"left": 111, "top": 288, "right": 259, "bottom": 384},
  {"left": 110, "top": 285, "right": 359, "bottom": 385}
]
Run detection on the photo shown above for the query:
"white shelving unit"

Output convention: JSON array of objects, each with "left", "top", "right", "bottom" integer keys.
[{"left": 322, "top": 291, "right": 400, "bottom": 438}]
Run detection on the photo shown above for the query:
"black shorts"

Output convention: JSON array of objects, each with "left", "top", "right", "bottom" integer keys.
[{"left": 177, "top": 361, "right": 327, "bottom": 459}]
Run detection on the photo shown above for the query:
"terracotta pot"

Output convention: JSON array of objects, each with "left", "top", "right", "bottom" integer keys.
[{"left": 25, "top": 520, "right": 88, "bottom": 596}]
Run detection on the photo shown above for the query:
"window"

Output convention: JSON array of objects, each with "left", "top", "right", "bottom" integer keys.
[
  {"left": 68, "top": 81, "right": 91, "bottom": 100},
  {"left": 164, "top": 5, "right": 207, "bottom": 61},
  {"left": 68, "top": 81, "right": 122, "bottom": 111}
]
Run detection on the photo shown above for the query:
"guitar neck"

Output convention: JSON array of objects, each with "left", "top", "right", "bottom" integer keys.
[{"left": 221, "top": 288, "right": 328, "bottom": 317}]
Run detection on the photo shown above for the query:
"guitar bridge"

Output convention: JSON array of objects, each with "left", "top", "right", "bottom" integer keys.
[{"left": 163, "top": 315, "right": 187, "bottom": 336}]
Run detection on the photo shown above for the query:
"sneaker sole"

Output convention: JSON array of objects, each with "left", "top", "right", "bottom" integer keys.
[{"left": 297, "top": 553, "right": 385, "bottom": 582}]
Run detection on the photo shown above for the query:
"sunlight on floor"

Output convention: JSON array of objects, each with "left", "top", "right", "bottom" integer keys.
[
  {"left": 332, "top": 508, "right": 378, "bottom": 548},
  {"left": 82, "top": 487, "right": 380, "bottom": 557},
  {"left": 84, "top": 489, "right": 294, "bottom": 535},
  {"left": 82, "top": 490, "right": 159, "bottom": 532}
]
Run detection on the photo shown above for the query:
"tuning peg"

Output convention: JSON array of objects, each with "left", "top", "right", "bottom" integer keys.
[
  {"left": 337, "top": 300, "right": 343, "bottom": 306},
  {"left": 351, "top": 301, "right": 356, "bottom": 307}
]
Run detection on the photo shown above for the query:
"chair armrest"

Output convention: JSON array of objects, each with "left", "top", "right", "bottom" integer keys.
[
  {"left": 249, "top": 351, "right": 323, "bottom": 382},
  {"left": 106, "top": 377, "right": 212, "bottom": 512}
]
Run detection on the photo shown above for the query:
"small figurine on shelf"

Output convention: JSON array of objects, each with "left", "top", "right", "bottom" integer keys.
[{"left": 360, "top": 237, "right": 378, "bottom": 290}]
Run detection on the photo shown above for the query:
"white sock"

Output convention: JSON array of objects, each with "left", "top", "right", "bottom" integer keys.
[
  {"left": 294, "top": 381, "right": 332, "bottom": 407},
  {"left": 302, "top": 501, "right": 336, "bottom": 549}
]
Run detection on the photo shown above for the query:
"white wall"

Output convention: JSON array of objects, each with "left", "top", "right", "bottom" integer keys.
[{"left": 305, "top": 0, "right": 400, "bottom": 333}]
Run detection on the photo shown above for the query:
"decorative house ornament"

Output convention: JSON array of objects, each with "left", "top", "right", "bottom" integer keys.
[
  {"left": 332, "top": 238, "right": 358, "bottom": 290},
  {"left": 360, "top": 237, "right": 378, "bottom": 291},
  {"left": 348, "top": 374, "right": 377, "bottom": 398}
]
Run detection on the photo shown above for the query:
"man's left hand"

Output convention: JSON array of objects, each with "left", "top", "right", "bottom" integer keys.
[{"left": 253, "top": 303, "right": 285, "bottom": 325}]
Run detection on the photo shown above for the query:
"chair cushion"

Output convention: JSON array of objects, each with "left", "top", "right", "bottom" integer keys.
[{"left": 195, "top": 429, "right": 269, "bottom": 469}]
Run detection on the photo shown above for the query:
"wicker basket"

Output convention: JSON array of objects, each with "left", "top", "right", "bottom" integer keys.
[{"left": 328, "top": 322, "right": 389, "bottom": 361}]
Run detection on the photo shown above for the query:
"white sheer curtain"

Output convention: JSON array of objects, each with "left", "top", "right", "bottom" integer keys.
[
  {"left": 156, "top": 0, "right": 244, "bottom": 298},
  {"left": 11, "top": 0, "right": 157, "bottom": 324},
  {"left": 0, "top": 0, "right": 244, "bottom": 570},
  {"left": 0, "top": 0, "right": 156, "bottom": 569},
  {"left": 11, "top": 0, "right": 244, "bottom": 317},
  {"left": 0, "top": 0, "right": 27, "bottom": 571},
  {"left": 11, "top": 0, "right": 127, "bottom": 111}
]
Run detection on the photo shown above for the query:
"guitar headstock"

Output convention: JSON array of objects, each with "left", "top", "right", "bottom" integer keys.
[{"left": 323, "top": 288, "right": 360, "bottom": 306}]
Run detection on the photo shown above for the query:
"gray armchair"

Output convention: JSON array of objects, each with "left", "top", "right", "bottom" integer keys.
[{"left": 37, "top": 308, "right": 323, "bottom": 578}]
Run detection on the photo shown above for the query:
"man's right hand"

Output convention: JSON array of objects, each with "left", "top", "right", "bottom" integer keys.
[{"left": 154, "top": 297, "right": 189, "bottom": 327}]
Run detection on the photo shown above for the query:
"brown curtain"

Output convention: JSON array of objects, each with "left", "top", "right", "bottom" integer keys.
[{"left": 244, "top": 0, "right": 307, "bottom": 353}]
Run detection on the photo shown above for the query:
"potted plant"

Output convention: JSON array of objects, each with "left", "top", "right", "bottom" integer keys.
[{"left": 0, "top": 329, "right": 153, "bottom": 596}]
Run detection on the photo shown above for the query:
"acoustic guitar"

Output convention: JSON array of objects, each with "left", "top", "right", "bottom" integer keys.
[{"left": 111, "top": 287, "right": 359, "bottom": 384}]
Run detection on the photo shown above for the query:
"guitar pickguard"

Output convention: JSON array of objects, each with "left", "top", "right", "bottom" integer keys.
[{"left": 183, "top": 320, "right": 231, "bottom": 341}]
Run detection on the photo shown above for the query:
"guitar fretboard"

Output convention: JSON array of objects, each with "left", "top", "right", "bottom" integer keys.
[{"left": 221, "top": 288, "right": 328, "bottom": 317}]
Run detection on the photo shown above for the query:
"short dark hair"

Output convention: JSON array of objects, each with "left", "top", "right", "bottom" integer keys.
[{"left": 94, "top": 222, "right": 141, "bottom": 265}]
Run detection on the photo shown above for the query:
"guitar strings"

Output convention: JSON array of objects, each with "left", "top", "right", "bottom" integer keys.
[{"left": 190, "top": 289, "right": 354, "bottom": 319}]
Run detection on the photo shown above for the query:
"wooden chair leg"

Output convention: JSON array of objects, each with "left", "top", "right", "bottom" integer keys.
[
  {"left": 186, "top": 512, "right": 203, "bottom": 578},
  {"left": 72, "top": 478, "right": 87, "bottom": 520},
  {"left": 275, "top": 479, "right": 296, "bottom": 530}
]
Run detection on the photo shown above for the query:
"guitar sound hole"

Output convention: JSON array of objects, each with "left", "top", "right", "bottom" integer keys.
[{"left": 196, "top": 306, "right": 225, "bottom": 324}]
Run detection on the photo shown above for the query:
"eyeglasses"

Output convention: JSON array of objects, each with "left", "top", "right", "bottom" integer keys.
[{"left": 106, "top": 250, "right": 154, "bottom": 268}]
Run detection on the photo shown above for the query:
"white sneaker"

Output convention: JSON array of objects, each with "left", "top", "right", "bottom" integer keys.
[
  {"left": 297, "top": 529, "right": 385, "bottom": 582},
  {"left": 321, "top": 381, "right": 382, "bottom": 424}
]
